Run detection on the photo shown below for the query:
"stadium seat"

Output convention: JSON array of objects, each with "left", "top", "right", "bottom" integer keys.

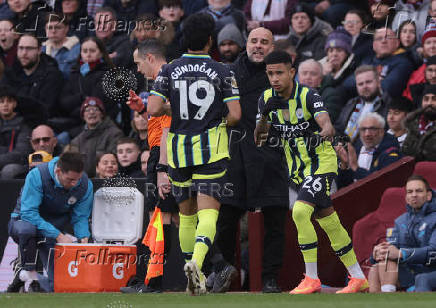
[
  {"left": 413, "top": 161, "right": 436, "bottom": 189},
  {"left": 352, "top": 187, "right": 406, "bottom": 277}
]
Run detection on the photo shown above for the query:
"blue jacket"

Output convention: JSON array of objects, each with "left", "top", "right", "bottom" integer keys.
[
  {"left": 388, "top": 191, "right": 436, "bottom": 267},
  {"left": 17, "top": 157, "right": 93, "bottom": 239},
  {"left": 360, "top": 52, "right": 415, "bottom": 98},
  {"left": 42, "top": 36, "right": 80, "bottom": 80}
]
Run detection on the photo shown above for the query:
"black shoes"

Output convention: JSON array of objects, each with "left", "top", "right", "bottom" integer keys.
[
  {"left": 212, "top": 264, "right": 238, "bottom": 293},
  {"left": 262, "top": 278, "right": 281, "bottom": 293},
  {"left": 6, "top": 269, "right": 24, "bottom": 293},
  {"left": 120, "top": 283, "right": 162, "bottom": 294}
]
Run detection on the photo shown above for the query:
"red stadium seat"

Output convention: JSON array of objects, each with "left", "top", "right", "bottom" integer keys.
[
  {"left": 413, "top": 161, "right": 436, "bottom": 188},
  {"left": 352, "top": 187, "right": 406, "bottom": 277}
]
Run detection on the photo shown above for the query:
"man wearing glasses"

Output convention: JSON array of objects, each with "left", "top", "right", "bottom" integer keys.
[
  {"left": 1, "top": 33, "right": 64, "bottom": 117},
  {"left": 336, "top": 112, "right": 401, "bottom": 188}
]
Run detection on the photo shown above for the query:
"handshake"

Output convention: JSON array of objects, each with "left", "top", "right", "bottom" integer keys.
[{"left": 261, "top": 96, "right": 289, "bottom": 117}]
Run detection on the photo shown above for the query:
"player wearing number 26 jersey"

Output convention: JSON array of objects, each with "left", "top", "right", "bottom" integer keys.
[
  {"left": 147, "top": 13, "right": 241, "bottom": 296},
  {"left": 256, "top": 51, "right": 368, "bottom": 295}
]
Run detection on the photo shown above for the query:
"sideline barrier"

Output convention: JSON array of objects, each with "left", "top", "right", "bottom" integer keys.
[{"left": 248, "top": 156, "right": 416, "bottom": 291}]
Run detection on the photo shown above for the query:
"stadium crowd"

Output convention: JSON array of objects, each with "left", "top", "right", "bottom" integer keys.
[{"left": 1, "top": 0, "right": 436, "bottom": 295}]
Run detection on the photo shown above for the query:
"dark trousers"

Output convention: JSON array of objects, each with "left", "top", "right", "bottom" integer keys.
[
  {"left": 8, "top": 218, "right": 56, "bottom": 292},
  {"left": 215, "top": 204, "right": 287, "bottom": 282}
]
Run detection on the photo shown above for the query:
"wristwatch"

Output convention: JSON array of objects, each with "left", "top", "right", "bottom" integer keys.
[
  {"left": 156, "top": 163, "right": 168, "bottom": 173},
  {"left": 138, "top": 107, "right": 146, "bottom": 115}
]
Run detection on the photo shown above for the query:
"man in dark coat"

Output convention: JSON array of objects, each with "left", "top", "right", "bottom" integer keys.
[
  {"left": 211, "top": 27, "right": 289, "bottom": 294},
  {"left": 402, "top": 84, "right": 436, "bottom": 161},
  {"left": 1, "top": 33, "right": 64, "bottom": 118}
]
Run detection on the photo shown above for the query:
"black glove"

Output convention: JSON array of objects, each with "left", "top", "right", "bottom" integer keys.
[{"left": 261, "top": 96, "right": 288, "bottom": 117}]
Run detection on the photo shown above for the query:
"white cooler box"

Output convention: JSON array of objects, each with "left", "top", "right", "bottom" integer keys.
[{"left": 54, "top": 187, "right": 144, "bottom": 292}]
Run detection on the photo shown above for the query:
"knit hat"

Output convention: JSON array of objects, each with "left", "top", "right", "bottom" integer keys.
[
  {"left": 388, "top": 97, "right": 415, "bottom": 113},
  {"left": 291, "top": 4, "right": 314, "bottom": 25},
  {"left": 0, "top": 85, "right": 17, "bottom": 101},
  {"left": 427, "top": 55, "right": 436, "bottom": 66},
  {"left": 80, "top": 96, "right": 105, "bottom": 118},
  {"left": 423, "top": 84, "right": 436, "bottom": 96},
  {"left": 217, "top": 23, "right": 245, "bottom": 49},
  {"left": 422, "top": 22, "right": 436, "bottom": 45},
  {"left": 324, "top": 27, "right": 352, "bottom": 54}
]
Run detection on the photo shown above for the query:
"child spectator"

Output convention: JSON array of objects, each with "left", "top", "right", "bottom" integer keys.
[
  {"left": 95, "top": 152, "right": 118, "bottom": 178},
  {"left": 116, "top": 137, "right": 144, "bottom": 178}
]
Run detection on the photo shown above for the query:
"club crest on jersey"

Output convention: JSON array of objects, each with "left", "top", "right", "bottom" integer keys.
[
  {"left": 231, "top": 76, "right": 239, "bottom": 95},
  {"left": 296, "top": 108, "right": 304, "bottom": 119}
]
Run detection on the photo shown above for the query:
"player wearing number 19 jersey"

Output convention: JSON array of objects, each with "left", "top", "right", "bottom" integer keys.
[
  {"left": 256, "top": 51, "right": 368, "bottom": 294},
  {"left": 147, "top": 13, "right": 241, "bottom": 295}
]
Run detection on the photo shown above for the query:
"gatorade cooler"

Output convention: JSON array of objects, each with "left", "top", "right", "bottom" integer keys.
[{"left": 54, "top": 187, "right": 144, "bottom": 292}]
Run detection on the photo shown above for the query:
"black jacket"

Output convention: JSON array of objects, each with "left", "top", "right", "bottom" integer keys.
[
  {"left": 118, "top": 159, "right": 145, "bottom": 178},
  {"left": 228, "top": 52, "right": 270, "bottom": 134},
  {"left": 57, "top": 61, "right": 118, "bottom": 136},
  {"left": 103, "top": 33, "right": 134, "bottom": 69},
  {"left": 54, "top": 0, "right": 92, "bottom": 41},
  {"left": 1, "top": 54, "right": 64, "bottom": 118},
  {"left": 0, "top": 115, "right": 32, "bottom": 168}
]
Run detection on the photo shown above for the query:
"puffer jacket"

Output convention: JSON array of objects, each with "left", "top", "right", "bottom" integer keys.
[{"left": 388, "top": 191, "right": 436, "bottom": 268}]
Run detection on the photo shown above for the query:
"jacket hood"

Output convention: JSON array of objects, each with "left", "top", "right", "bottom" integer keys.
[{"left": 406, "top": 190, "right": 436, "bottom": 215}]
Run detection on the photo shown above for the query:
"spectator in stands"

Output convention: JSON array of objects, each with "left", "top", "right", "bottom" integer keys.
[
  {"left": 319, "top": 27, "right": 358, "bottom": 116},
  {"left": 368, "top": 175, "right": 436, "bottom": 293},
  {"left": 129, "top": 111, "right": 148, "bottom": 152},
  {"left": 87, "top": 0, "right": 103, "bottom": 18},
  {"left": 301, "top": 0, "right": 355, "bottom": 29},
  {"left": 410, "top": 56, "right": 436, "bottom": 107},
  {"left": 387, "top": 97, "right": 415, "bottom": 148},
  {"left": 0, "top": 85, "right": 32, "bottom": 179},
  {"left": 8, "top": 0, "right": 51, "bottom": 37},
  {"left": 398, "top": 20, "right": 421, "bottom": 68},
  {"left": 30, "top": 125, "right": 61, "bottom": 156},
  {"left": 95, "top": 152, "right": 118, "bottom": 178},
  {"left": 335, "top": 65, "right": 391, "bottom": 143},
  {"left": 368, "top": 0, "right": 396, "bottom": 30},
  {"left": 393, "top": 0, "right": 430, "bottom": 43},
  {"left": 298, "top": 59, "right": 342, "bottom": 123},
  {"left": 94, "top": 6, "right": 134, "bottom": 68},
  {"left": 1, "top": 33, "right": 64, "bottom": 117},
  {"left": 244, "top": 0, "right": 295, "bottom": 40},
  {"left": 430, "top": 0, "right": 436, "bottom": 23},
  {"left": 57, "top": 36, "right": 116, "bottom": 140},
  {"left": 217, "top": 23, "right": 244, "bottom": 63},
  {"left": 8, "top": 152, "right": 93, "bottom": 292},
  {"left": 336, "top": 112, "right": 401, "bottom": 188},
  {"left": 288, "top": 4, "right": 332, "bottom": 66},
  {"left": 68, "top": 96, "right": 124, "bottom": 177},
  {"left": 403, "top": 23, "right": 436, "bottom": 101},
  {"left": 104, "top": 0, "right": 157, "bottom": 33},
  {"left": 0, "top": 18, "right": 18, "bottom": 67},
  {"left": 361, "top": 27, "right": 415, "bottom": 99},
  {"left": 54, "top": 0, "right": 92, "bottom": 41},
  {"left": 200, "top": 0, "right": 245, "bottom": 35},
  {"left": 140, "top": 149, "right": 150, "bottom": 176},
  {"left": 0, "top": 0, "right": 14, "bottom": 20},
  {"left": 402, "top": 84, "right": 436, "bottom": 161},
  {"left": 130, "top": 14, "right": 182, "bottom": 62},
  {"left": 274, "top": 39, "right": 297, "bottom": 64},
  {"left": 342, "top": 10, "right": 372, "bottom": 65},
  {"left": 42, "top": 13, "right": 80, "bottom": 80},
  {"left": 158, "top": 0, "right": 185, "bottom": 48},
  {"left": 116, "top": 137, "right": 144, "bottom": 178}
]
